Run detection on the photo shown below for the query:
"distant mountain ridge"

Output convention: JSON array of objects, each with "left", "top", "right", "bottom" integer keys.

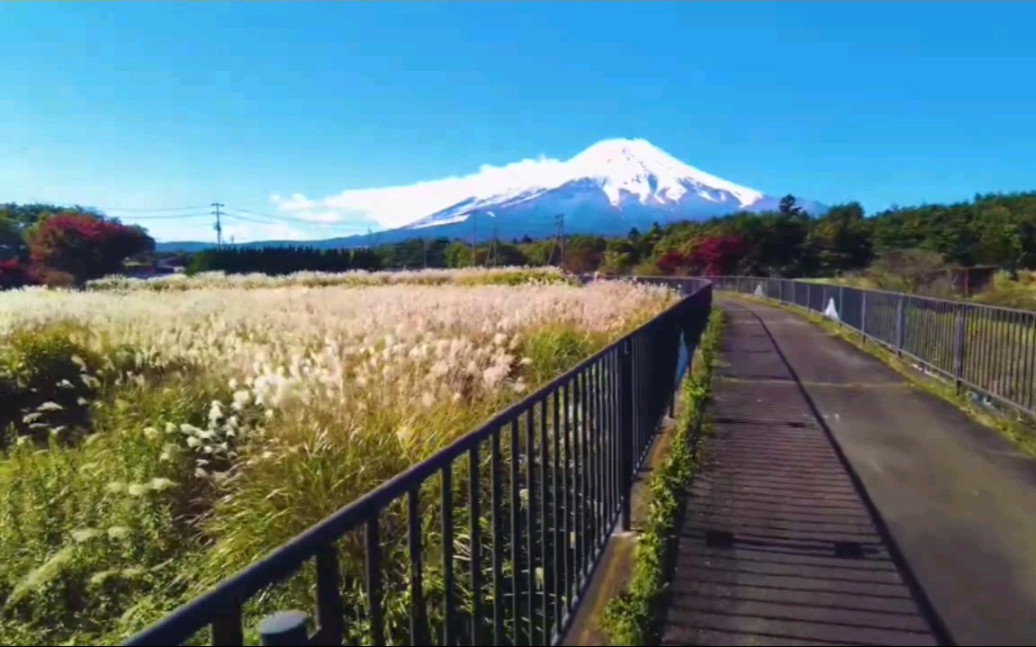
[{"left": 157, "top": 138, "right": 826, "bottom": 253}]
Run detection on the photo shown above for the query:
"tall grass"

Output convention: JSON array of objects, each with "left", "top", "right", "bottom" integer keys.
[
  {"left": 0, "top": 279, "right": 673, "bottom": 645},
  {"left": 83, "top": 266, "right": 572, "bottom": 293},
  {"left": 852, "top": 292, "right": 1036, "bottom": 413},
  {"left": 972, "top": 271, "right": 1036, "bottom": 311}
]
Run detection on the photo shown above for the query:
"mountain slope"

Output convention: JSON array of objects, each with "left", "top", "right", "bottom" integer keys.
[
  {"left": 400, "top": 138, "right": 773, "bottom": 237},
  {"left": 156, "top": 138, "right": 826, "bottom": 252}
]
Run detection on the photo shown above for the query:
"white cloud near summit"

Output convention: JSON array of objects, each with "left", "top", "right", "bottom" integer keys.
[{"left": 271, "top": 154, "right": 568, "bottom": 230}]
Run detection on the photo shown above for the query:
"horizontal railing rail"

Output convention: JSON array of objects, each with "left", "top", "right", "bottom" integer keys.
[
  {"left": 124, "top": 281, "right": 713, "bottom": 647},
  {"left": 713, "top": 276, "right": 1036, "bottom": 419}
]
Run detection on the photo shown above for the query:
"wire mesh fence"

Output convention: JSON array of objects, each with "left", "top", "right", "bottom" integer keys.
[{"left": 714, "top": 276, "right": 1036, "bottom": 418}]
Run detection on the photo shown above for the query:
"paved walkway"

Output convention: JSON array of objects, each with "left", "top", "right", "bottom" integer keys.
[{"left": 661, "top": 297, "right": 1036, "bottom": 646}]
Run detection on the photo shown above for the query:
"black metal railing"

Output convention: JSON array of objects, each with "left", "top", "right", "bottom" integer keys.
[
  {"left": 124, "top": 282, "right": 713, "bottom": 647},
  {"left": 713, "top": 276, "right": 1036, "bottom": 418}
]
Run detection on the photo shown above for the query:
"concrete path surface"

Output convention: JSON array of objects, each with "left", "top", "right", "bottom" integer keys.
[{"left": 661, "top": 297, "right": 1036, "bottom": 646}]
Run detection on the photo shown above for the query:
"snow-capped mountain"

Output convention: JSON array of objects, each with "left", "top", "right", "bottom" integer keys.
[
  {"left": 156, "top": 139, "right": 825, "bottom": 252},
  {"left": 397, "top": 138, "right": 823, "bottom": 241}
]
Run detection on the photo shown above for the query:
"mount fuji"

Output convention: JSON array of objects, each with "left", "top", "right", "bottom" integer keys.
[
  {"left": 157, "top": 139, "right": 825, "bottom": 252},
  {"left": 399, "top": 138, "right": 824, "bottom": 239}
]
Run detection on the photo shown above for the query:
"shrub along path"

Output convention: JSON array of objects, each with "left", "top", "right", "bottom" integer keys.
[{"left": 661, "top": 297, "right": 1036, "bottom": 646}]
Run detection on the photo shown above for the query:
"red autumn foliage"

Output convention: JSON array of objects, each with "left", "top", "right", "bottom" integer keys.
[
  {"left": 28, "top": 214, "right": 153, "bottom": 285},
  {"left": 0, "top": 258, "right": 30, "bottom": 290},
  {"left": 687, "top": 235, "right": 749, "bottom": 276},
  {"left": 656, "top": 250, "right": 693, "bottom": 276},
  {"left": 655, "top": 235, "right": 748, "bottom": 276}
]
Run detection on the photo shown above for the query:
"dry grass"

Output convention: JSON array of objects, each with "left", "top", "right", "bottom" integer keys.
[{"left": 0, "top": 277, "right": 675, "bottom": 645}]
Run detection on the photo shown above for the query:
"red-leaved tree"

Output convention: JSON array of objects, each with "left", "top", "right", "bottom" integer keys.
[
  {"left": 656, "top": 250, "right": 693, "bottom": 276},
  {"left": 686, "top": 235, "right": 748, "bottom": 276},
  {"left": 0, "top": 258, "right": 29, "bottom": 290},
  {"left": 28, "top": 214, "right": 154, "bottom": 285}
]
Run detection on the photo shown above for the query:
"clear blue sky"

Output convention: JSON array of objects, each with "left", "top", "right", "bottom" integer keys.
[{"left": 2, "top": 2, "right": 1035, "bottom": 242}]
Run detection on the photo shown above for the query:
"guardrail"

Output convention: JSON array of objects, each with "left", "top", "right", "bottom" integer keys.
[
  {"left": 124, "top": 280, "right": 713, "bottom": 646},
  {"left": 712, "top": 276, "right": 1036, "bottom": 419}
]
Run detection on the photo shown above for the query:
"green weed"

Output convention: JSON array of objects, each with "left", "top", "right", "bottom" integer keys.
[{"left": 601, "top": 307, "right": 724, "bottom": 645}]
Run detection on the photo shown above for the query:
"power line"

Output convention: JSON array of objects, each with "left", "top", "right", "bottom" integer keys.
[
  {"left": 108, "top": 212, "right": 213, "bottom": 220},
  {"left": 559, "top": 213, "right": 565, "bottom": 262},
  {"left": 102, "top": 203, "right": 209, "bottom": 212},
  {"left": 491, "top": 226, "right": 499, "bottom": 267},
  {"left": 212, "top": 202, "right": 224, "bottom": 247},
  {"left": 224, "top": 208, "right": 351, "bottom": 229},
  {"left": 547, "top": 213, "right": 565, "bottom": 266},
  {"left": 228, "top": 207, "right": 291, "bottom": 222},
  {"left": 101, "top": 205, "right": 210, "bottom": 213},
  {"left": 223, "top": 211, "right": 282, "bottom": 225}
]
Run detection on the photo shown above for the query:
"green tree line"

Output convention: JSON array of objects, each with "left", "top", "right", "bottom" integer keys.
[
  {"left": 372, "top": 191, "right": 1036, "bottom": 278},
  {"left": 186, "top": 245, "right": 382, "bottom": 274},
  {"left": 5, "top": 191, "right": 1036, "bottom": 285}
]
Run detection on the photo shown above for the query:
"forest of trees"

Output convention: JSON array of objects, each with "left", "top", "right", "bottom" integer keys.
[
  {"left": 357, "top": 191, "right": 1036, "bottom": 279},
  {"left": 186, "top": 246, "right": 382, "bottom": 274},
  {"left": 3, "top": 191, "right": 1036, "bottom": 288}
]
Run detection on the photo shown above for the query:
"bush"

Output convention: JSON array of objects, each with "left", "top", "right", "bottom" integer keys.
[
  {"left": 520, "top": 326, "right": 597, "bottom": 384},
  {"left": 971, "top": 271, "right": 1036, "bottom": 311},
  {"left": 28, "top": 214, "right": 153, "bottom": 286},
  {"left": 632, "top": 259, "right": 662, "bottom": 277},
  {"left": 29, "top": 266, "right": 77, "bottom": 289},
  {"left": 867, "top": 249, "right": 958, "bottom": 297},
  {"left": 0, "top": 324, "right": 102, "bottom": 445},
  {"left": 0, "top": 373, "right": 235, "bottom": 645},
  {"left": 0, "top": 260, "right": 30, "bottom": 290}
]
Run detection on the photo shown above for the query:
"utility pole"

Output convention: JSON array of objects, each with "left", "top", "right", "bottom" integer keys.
[
  {"left": 491, "top": 226, "right": 499, "bottom": 267},
  {"left": 547, "top": 213, "right": 565, "bottom": 267},
  {"left": 557, "top": 213, "right": 565, "bottom": 264},
  {"left": 211, "top": 202, "right": 224, "bottom": 247},
  {"left": 471, "top": 212, "right": 478, "bottom": 267},
  {"left": 422, "top": 237, "right": 428, "bottom": 268},
  {"left": 367, "top": 227, "right": 373, "bottom": 250}
]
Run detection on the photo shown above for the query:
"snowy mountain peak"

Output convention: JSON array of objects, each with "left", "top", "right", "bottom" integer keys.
[
  {"left": 158, "top": 137, "right": 826, "bottom": 253},
  {"left": 399, "top": 137, "right": 823, "bottom": 240},
  {"left": 565, "top": 138, "right": 763, "bottom": 207}
]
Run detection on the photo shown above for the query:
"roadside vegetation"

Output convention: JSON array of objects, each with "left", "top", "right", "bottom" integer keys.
[
  {"left": 0, "top": 278, "right": 674, "bottom": 645},
  {"left": 809, "top": 249, "right": 1036, "bottom": 311},
  {"left": 601, "top": 307, "right": 723, "bottom": 645}
]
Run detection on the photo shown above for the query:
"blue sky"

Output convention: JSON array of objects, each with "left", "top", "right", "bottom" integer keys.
[{"left": 2, "top": 2, "right": 1035, "bottom": 242}]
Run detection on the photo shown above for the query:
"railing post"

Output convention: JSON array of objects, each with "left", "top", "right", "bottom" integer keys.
[
  {"left": 860, "top": 290, "right": 868, "bottom": 344},
  {"left": 838, "top": 285, "right": 845, "bottom": 328},
  {"left": 259, "top": 610, "right": 310, "bottom": 646},
  {"left": 619, "top": 338, "right": 634, "bottom": 532},
  {"left": 954, "top": 305, "right": 966, "bottom": 394},
  {"left": 895, "top": 295, "right": 905, "bottom": 355}
]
